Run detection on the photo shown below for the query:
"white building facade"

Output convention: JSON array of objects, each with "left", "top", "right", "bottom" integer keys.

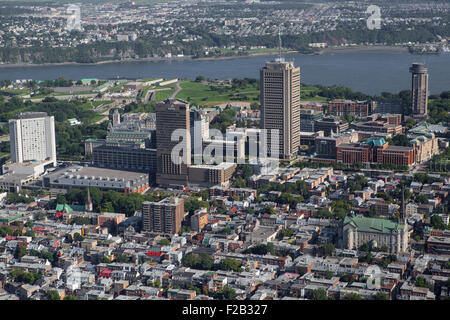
[{"left": 9, "top": 112, "right": 57, "bottom": 166}]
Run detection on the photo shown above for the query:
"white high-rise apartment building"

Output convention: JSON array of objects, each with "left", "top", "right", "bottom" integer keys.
[{"left": 9, "top": 112, "right": 57, "bottom": 166}]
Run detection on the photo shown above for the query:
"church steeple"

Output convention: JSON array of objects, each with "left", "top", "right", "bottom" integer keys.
[{"left": 85, "top": 187, "right": 93, "bottom": 212}]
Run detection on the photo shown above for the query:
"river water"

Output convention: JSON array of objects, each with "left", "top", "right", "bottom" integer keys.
[{"left": 0, "top": 50, "right": 449, "bottom": 95}]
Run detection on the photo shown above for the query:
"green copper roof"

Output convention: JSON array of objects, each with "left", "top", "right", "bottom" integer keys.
[
  {"left": 56, "top": 204, "right": 86, "bottom": 213},
  {"left": 365, "top": 138, "right": 386, "bottom": 147},
  {"left": 343, "top": 216, "right": 404, "bottom": 234},
  {"left": 0, "top": 213, "right": 23, "bottom": 223}
]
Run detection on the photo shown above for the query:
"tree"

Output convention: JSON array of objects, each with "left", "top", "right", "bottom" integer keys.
[
  {"left": 100, "top": 201, "right": 115, "bottom": 212},
  {"left": 282, "top": 228, "right": 294, "bottom": 238},
  {"left": 15, "top": 244, "right": 27, "bottom": 260},
  {"left": 263, "top": 206, "right": 275, "bottom": 215},
  {"left": 47, "top": 290, "right": 60, "bottom": 300},
  {"left": 56, "top": 193, "right": 67, "bottom": 204},
  {"left": 24, "top": 230, "right": 35, "bottom": 238},
  {"left": 266, "top": 242, "right": 275, "bottom": 255},
  {"left": 152, "top": 279, "right": 161, "bottom": 288},
  {"left": 368, "top": 208, "right": 377, "bottom": 217},
  {"left": 340, "top": 274, "right": 355, "bottom": 285},
  {"left": 415, "top": 277, "right": 430, "bottom": 288},
  {"left": 216, "top": 205, "right": 228, "bottom": 215},
  {"left": 64, "top": 295, "right": 77, "bottom": 300},
  {"left": 89, "top": 187, "right": 102, "bottom": 210},
  {"left": 321, "top": 243, "right": 335, "bottom": 257},
  {"left": 415, "top": 194, "right": 429, "bottom": 204},
  {"left": 70, "top": 216, "right": 91, "bottom": 225},
  {"left": 374, "top": 292, "right": 389, "bottom": 300},
  {"left": 233, "top": 176, "right": 247, "bottom": 188},
  {"left": 223, "top": 226, "right": 232, "bottom": 235},
  {"left": 73, "top": 233, "right": 84, "bottom": 242},
  {"left": 39, "top": 251, "right": 54, "bottom": 262},
  {"left": 218, "top": 258, "right": 242, "bottom": 272},
  {"left": 240, "top": 165, "right": 253, "bottom": 179},
  {"left": 306, "top": 288, "right": 328, "bottom": 300},
  {"left": 23, "top": 272, "right": 36, "bottom": 284},
  {"left": 245, "top": 243, "right": 274, "bottom": 255},
  {"left": 216, "top": 285, "right": 236, "bottom": 300},
  {"left": 34, "top": 211, "right": 47, "bottom": 221},
  {"left": 200, "top": 253, "right": 214, "bottom": 270},
  {"left": 9, "top": 269, "right": 41, "bottom": 285},
  {"left": 360, "top": 242, "right": 373, "bottom": 252},
  {"left": 115, "top": 254, "right": 130, "bottom": 263},
  {"left": 159, "top": 238, "right": 171, "bottom": 246},
  {"left": 390, "top": 134, "right": 410, "bottom": 147},
  {"left": 315, "top": 208, "right": 333, "bottom": 219},
  {"left": 181, "top": 253, "right": 214, "bottom": 270},
  {"left": 431, "top": 215, "right": 447, "bottom": 230},
  {"left": 333, "top": 207, "right": 347, "bottom": 220},
  {"left": 344, "top": 293, "right": 363, "bottom": 300}
]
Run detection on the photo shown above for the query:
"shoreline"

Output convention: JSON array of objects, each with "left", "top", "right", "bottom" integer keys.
[
  {"left": 319, "top": 45, "right": 409, "bottom": 54},
  {"left": 0, "top": 50, "right": 300, "bottom": 68},
  {"left": 0, "top": 46, "right": 412, "bottom": 68}
]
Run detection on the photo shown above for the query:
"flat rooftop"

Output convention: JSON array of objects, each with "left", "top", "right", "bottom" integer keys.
[
  {"left": 13, "top": 112, "right": 49, "bottom": 120},
  {"left": 47, "top": 165, "right": 148, "bottom": 181},
  {"left": 190, "top": 162, "right": 236, "bottom": 170},
  {"left": 385, "top": 145, "right": 413, "bottom": 151},
  {"left": 427, "top": 236, "right": 450, "bottom": 245}
]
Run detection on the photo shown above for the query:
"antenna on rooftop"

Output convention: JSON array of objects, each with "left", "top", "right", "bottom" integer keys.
[{"left": 278, "top": 26, "right": 282, "bottom": 61}]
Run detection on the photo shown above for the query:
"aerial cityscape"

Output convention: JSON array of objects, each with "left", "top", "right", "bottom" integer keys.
[{"left": 0, "top": 0, "right": 449, "bottom": 308}]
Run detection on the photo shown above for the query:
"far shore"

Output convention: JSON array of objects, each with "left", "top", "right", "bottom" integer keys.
[
  {"left": 0, "top": 45, "right": 411, "bottom": 69},
  {"left": 319, "top": 45, "right": 409, "bottom": 54},
  {"left": 0, "top": 50, "right": 300, "bottom": 68}
]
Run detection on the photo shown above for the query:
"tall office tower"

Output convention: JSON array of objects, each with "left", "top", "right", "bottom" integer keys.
[
  {"left": 9, "top": 112, "right": 57, "bottom": 166},
  {"left": 142, "top": 197, "right": 184, "bottom": 235},
  {"left": 260, "top": 59, "right": 301, "bottom": 159},
  {"left": 112, "top": 109, "right": 121, "bottom": 126},
  {"left": 409, "top": 63, "right": 429, "bottom": 119},
  {"left": 155, "top": 99, "right": 191, "bottom": 186}
]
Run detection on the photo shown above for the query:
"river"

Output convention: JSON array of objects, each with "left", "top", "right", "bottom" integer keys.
[{"left": 0, "top": 49, "right": 449, "bottom": 95}]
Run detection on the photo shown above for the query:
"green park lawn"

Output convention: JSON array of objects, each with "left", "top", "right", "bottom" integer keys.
[
  {"left": 154, "top": 89, "right": 174, "bottom": 102},
  {"left": 175, "top": 80, "right": 259, "bottom": 106}
]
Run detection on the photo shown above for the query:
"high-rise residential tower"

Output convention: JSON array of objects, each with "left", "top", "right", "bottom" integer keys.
[
  {"left": 112, "top": 109, "right": 121, "bottom": 126},
  {"left": 9, "top": 112, "right": 57, "bottom": 166},
  {"left": 260, "top": 59, "right": 301, "bottom": 159},
  {"left": 155, "top": 99, "right": 191, "bottom": 186},
  {"left": 409, "top": 63, "right": 429, "bottom": 119},
  {"left": 142, "top": 197, "right": 184, "bottom": 235}
]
